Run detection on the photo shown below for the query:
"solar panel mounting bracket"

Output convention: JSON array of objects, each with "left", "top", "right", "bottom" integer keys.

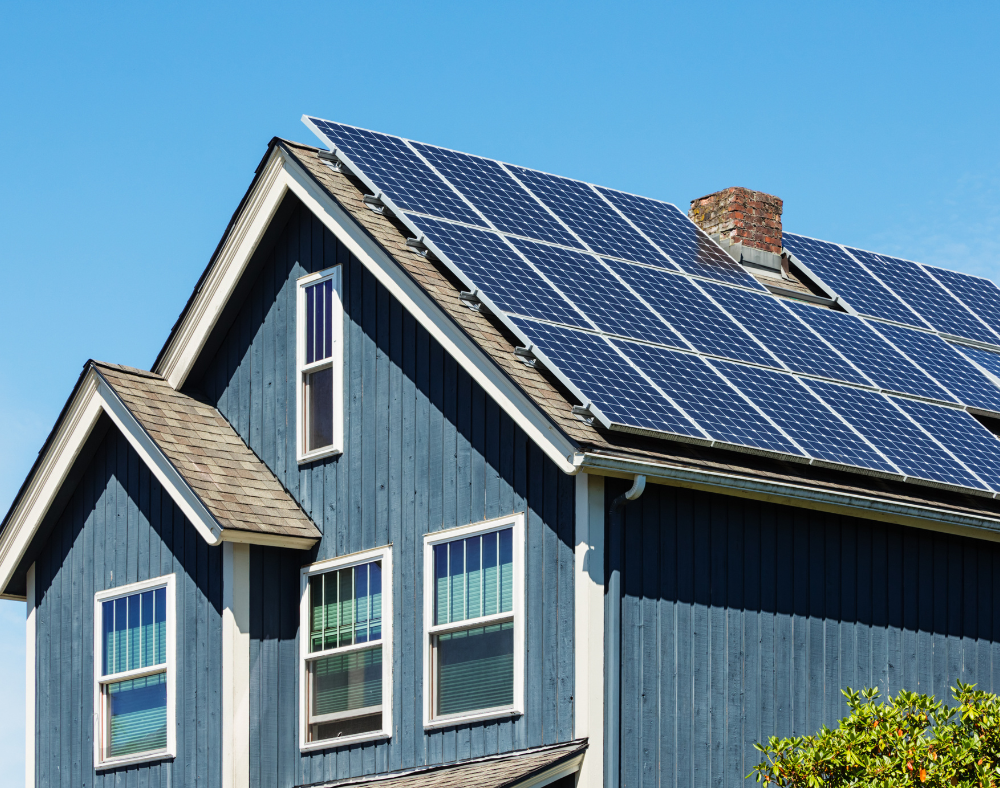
[
  {"left": 406, "top": 237, "right": 429, "bottom": 255},
  {"left": 363, "top": 194, "right": 387, "bottom": 215},
  {"left": 514, "top": 345, "right": 537, "bottom": 367},
  {"left": 572, "top": 405, "right": 596, "bottom": 425},
  {"left": 316, "top": 149, "right": 344, "bottom": 172},
  {"left": 460, "top": 290, "right": 483, "bottom": 312}
]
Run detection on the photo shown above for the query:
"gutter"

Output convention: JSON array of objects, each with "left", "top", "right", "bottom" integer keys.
[{"left": 574, "top": 451, "right": 1000, "bottom": 539}]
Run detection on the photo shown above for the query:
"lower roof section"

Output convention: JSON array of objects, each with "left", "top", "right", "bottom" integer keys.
[{"left": 296, "top": 740, "right": 587, "bottom": 788}]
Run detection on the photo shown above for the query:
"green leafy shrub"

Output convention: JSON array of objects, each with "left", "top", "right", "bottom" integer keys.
[{"left": 750, "top": 683, "right": 1000, "bottom": 788}]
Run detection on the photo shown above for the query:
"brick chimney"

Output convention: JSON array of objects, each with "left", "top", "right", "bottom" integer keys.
[{"left": 689, "top": 187, "right": 784, "bottom": 274}]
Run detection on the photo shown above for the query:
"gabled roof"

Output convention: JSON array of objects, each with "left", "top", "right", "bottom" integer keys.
[
  {"left": 298, "top": 739, "right": 586, "bottom": 788},
  {"left": 0, "top": 360, "right": 319, "bottom": 597}
]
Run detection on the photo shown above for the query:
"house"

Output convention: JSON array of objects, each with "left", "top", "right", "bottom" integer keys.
[{"left": 6, "top": 116, "right": 1000, "bottom": 788}]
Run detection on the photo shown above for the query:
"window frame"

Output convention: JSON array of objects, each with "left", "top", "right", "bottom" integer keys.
[
  {"left": 92, "top": 574, "right": 177, "bottom": 771},
  {"left": 298, "top": 545, "right": 393, "bottom": 752},
  {"left": 422, "top": 513, "right": 526, "bottom": 730},
  {"left": 296, "top": 266, "right": 344, "bottom": 464}
]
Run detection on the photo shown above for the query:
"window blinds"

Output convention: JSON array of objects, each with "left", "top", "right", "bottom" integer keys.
[
  {"left": 309, "top": 561, "right": 383, "bottom": 653},
  {"left": 434, "top": 528, "right": 513, "bottom": 626}
]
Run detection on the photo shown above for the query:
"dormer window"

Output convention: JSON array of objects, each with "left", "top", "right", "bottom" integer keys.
[{"left": 297, "top": 268, "right": 343, "bottom": 462}]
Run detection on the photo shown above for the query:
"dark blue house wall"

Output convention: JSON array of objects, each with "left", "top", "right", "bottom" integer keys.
[
  {"left": 196, "top": 201, "right": 576, "bottom": 787},
  {"left": 606, "top": 477, "right": 1000, "bottom": 788},
  {"left": 33, "top": 423, "right": 222, "bottom": 788}
]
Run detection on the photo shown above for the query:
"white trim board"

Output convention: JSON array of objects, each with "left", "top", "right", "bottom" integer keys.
[
  {"left": 0, "top": 366, "right": 317, "bottom": 598},
  {"left": 25, "top": 563, "right": 35, "bottom": 788},
  {"left": 222, "top": 543, "right": 250, "bottom": 788}
]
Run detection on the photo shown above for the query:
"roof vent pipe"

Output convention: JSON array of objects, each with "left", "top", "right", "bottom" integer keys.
[{"left": 611, "top": 474, "right": 646, "bottom": 513}]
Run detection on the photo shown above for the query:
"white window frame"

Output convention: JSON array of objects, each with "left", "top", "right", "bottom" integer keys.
[
  {"left": 92, "top": 574, "right": 177, "bottom": 770},
  {"left": 299, "top": 545, "right": 393, "bottom": 752},
  {"left": 296, "top": 266, "right": 344, "bottom": 464},
  {"left": 422, "top": 513, "right": 526, "bottom": 730}
]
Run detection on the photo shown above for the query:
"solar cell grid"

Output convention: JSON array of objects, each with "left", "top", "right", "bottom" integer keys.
[
  {"left": 804, "top": 380, "right": 986, "bottom": 490},
  {"left": 711, "top": 361, "right": 899, "bottom": 474},
  {"left": 782, "top": 233, "right": 918, "bottom": 325},
  {"left": 507, "top": 166, "right": 677, "bottom": 270},
  {"left": 410, "top": 143, "right": 583, "bottom": 249},
  {"left": 787, "top": 301, "right": 956, "bottom": 402},
  {"left": 406, "top": 216, "right": 589, "bottom": 329},
  {"left": 954, "top": 345, "right": 1000, "bottom": 386},
  {"left": 605, "top": 260, "right": 776, "bottom": 365},
  {"left": 510, "top": 238, "right": 683, "bottom": 348},
  {"left": 598, "top": 188, "right": 765, "bottom": 290},
  {"left": 923, "top": 265, "right": 1000, "bottom": 340},
  {"left": 702, "top": 282, "right": 871, "bottom": 385},
  {"left": 847, "top": 247, "right": 997, "bottom": 343},
  {"left": 620, "top": 341, "right": 804, "bottom": 456},
  {"left": 870, "top": 323, "right": 1000, "bottom": 414},
  {"left": 891, "top": 398, "right": 1000, "bottom": 492},
  {"left": 508, "top": 317, "right": 706, "bottom": 439},
  {"left": 306, "top": 119, "right": 486, "bottom": 227}
]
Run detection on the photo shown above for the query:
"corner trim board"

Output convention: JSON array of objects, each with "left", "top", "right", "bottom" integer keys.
[
  {"left": 222, "top": 543, "right": 250, "bottom": 788},
  {"left": 25, "top": 563, "right": 35, "bottom": 788}
]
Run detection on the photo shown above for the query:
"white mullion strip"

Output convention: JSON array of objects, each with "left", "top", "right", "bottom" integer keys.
[
  {"left": 772, "top": 300, "right": 879, "bottom": 387},
  {"left": 920, "top": 264, "right": 1000, "bottom": 344},
  {"left": 588, "top": 185, "right": 682, "bottom": 270},
  {"left": 838, "top": 244, "right": 935, "bottom": 329},
  {"left": 700, "top": 358, "right": 813, "bottom": 458}
]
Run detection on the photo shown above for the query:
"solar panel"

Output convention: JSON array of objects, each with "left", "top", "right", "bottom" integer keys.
[
  {"left": 953, "top": 344, "right": 1000, "bottom": 387},
  {"left": 506, "top": 165, "right": 677, "bottom": 270},
  {"left": 701, "top": 282, "right": 872, "bottom": 385},
  {"left": 922, "top": 265, "right": 1000, "bottom": 341},
  {"left": 711, "top": 361, "right": 899, "bottom": 474},
  {"left": 846, "top": 247, "right": 998, "bottom": 344},
  {"left": 509, "top": 238, "right": 683, "bottom": 347},
  {"left": 891, "top": 398, "right": 1000, "bottom": 492},
  {"left": 620, "top": 341, "right": 804, "bottom": 456},
  {"left": 786, "top": 301, "right": 956, "bottom": 402},
  {"left": 868, "top": 322, "right": 1000, "bottom": 415},
  {"left": 305, "top": 118, "right": 486, "bottom": 227},
  {"left": 405, "top": 216, "right": 589, "bottom": 329},
  {"left": 597, "top": 188, "right": 765, "bottom": 290},
  {"left": 604, "top": 260, "right": 777, "bottom": 365},
  {"left": 410, "top": 143, "right": 583, "bottom": 249},
  {"left": 508, "top": 317, "right": 707, "bottom": 439},
  {"left": 804, "top": 380, "right": 986, "bottom": 490},
  {"left": 783, "top": 233, "right": 919, "bottom": 325}
]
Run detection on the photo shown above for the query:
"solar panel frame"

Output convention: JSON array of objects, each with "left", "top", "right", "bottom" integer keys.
[
  {"left": 783, "top": 233, "right": 922, "bottom": 325},
  {"left": 846, "top": 246, "right": 1000, "bottom": 344},
  {"left": 922, "top": 265, "right": 1000, "bottom": 342},
  {"left": 803, "top": 380, "right": 988, "bottom": 492},
  {"left": 953, "top": 345, "right": 1000, "bottom": 389},
  {"left": 604, "top": 260, "right": 779, "bottom": 365},
  {"left": 620, "top": 341, "right": 806, "bottom": 458},
  {"left": 303, "top": 117, "right": 487, "bottom": 227},
  {"left": 597, "top": 188, "right": 767, "bottom": 290},
  {"left": 508, "top": 316, "right": 709, "bottom": 441},
  {"left": 786, "top": 301, "right": 957, "bottom": 402},
  {"left": 701, "top": 282, "right": 873, "bottom": 386}
]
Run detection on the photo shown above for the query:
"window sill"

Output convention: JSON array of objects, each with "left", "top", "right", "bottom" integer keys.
[
  {"left": 424, "top": 707, "right": 522, "bottom": 730},
  {"left": 297, "top": 447, "right": 343, "bottom": 465},
  {"left": 300, "top": 729, "right": 390, "bottom": 753},
  {"left": 95, "top": 749, "right": 175, "bottom": 771}
]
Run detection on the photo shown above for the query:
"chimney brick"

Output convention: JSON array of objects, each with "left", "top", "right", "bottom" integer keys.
[{"left": 688, "top": 187, "right": 783, "bottom": 255}]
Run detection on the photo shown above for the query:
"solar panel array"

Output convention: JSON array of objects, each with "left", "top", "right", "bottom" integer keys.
[{"left": 304, "top": 116, "right": 1000, "bottom": 497}]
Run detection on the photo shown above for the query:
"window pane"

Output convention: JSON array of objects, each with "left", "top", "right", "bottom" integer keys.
[
  {"left": 305, "top": 279, "right": 335, "bottom": 365},
  {"left": 434, "top": 544, "right": 449, "bottom": 625},
  {"left": 483, "top": 533, "right": 498, "bottom": 617},
  {"left": 154, "top": 588, "right": 166, "bottom": 666},
  {"left": 140, "top": 591, "right": 155, "bottom": 669},
  {"left": 355, "top": 564, "right": 370, "bottom": 644},
  {"left": 306, "top": 285, "right": 316, "bottom": 364},
  {"left": 338, "top": 568, "right": 354, "bottom": 647},
  {"left": 466, "top": 537, "right": 482, "bottom": 620},
  {"left": 309, "top": 575, "right": 325, "bottom": 653},
  {"left": 102, "top": 600, "right": 115, "bottom": 676},
  {"left": 106, "top": 671, "right": 167, "bottom": 759},
  {"left": 114, "top": 597, "right": 128, "bottom": 674},
  {"left": 309, "top": 646, "right": 382, "bottom": 741},
  {"left": 310, "top": 563, "right": 382, "bottom": 653},
  {"left": 127, "top": 594, "right": 141, "bottom": 671},
  {"left": 305, "top": 366, "right": 334, "bottom": 452},
  {"left": 435, "top": 622, "right": 514, "bottom": 717},
  {"left": 324, "top": 279, "right": 334, "bottom": 362},
  {"left": 499, "top": 529, "right": 513, "bottom": 614},
  {"left": 369, "top": 562, "right": 382, "bottom": 641},
  {"left": 433, "top": 528, "right": 513, "bottom": 625},
  {"left": 104, "top": 589, "right": 168, "bottom": 675}
]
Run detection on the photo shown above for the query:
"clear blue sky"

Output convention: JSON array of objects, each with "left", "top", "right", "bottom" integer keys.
[{"left": 1, "top": 1, "right": 999, "bottom": 783}]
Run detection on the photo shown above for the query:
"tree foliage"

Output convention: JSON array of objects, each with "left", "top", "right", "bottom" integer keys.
[{"left": 750, "top": 683, "right": 1000, "bottom": 788}]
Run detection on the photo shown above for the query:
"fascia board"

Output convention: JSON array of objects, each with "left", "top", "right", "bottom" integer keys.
[
  {"left": 277, "top": 152, "right": 578, "bottom": 474},
  {"left": 157, "top": 147, "right": 290, "bottom": 389},
  {"left": 578, "top": 452, "right": 1000, "bottom": 540}
]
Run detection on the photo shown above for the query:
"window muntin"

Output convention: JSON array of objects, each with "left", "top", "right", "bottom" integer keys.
[
  {"left": 297, "top": 268, "right": 343, "bottom": 462},
  {"left": 300, "top": 548, "right": 392, "bottom": 750},
  {"left": 423, "top": 516, "right": 524, "bottom": 727},
  {"left": 94, "top": 576, "right": 175, "bottom": 768}
]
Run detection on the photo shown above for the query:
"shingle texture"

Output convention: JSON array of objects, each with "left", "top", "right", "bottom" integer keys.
[
  {"left": 299, "top": 740, "right": 586, "bottom": 788},
  {"left": 95, "top": 361, "right": 320, "bottom": 541},
  {"left": 283, "top": 139, "right": 1000, "bottom": 523}
]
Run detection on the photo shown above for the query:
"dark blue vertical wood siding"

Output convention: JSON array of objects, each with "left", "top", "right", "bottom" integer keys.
[
  {"left": 606, "top": 478, "right": 1000, "bottom": 788},
  {"left": 33, "top": 425, "right": 222, "bottom": 787},
  {"left": 197, "top": 201, "right": 576, "bottom": 787}
]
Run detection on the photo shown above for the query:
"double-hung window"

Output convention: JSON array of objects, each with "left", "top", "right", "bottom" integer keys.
[
  {"left": 93, "top": 575, "right": 176, "bottom": 768},
  {"left": 423, "top": 514, "right": 525, "bottom": 728},
  {"left": 297, "top": 267, "right": 343, "bottom": 462},
  {"left": 300, "top": 547, "right": 392, "bottom": 749}
]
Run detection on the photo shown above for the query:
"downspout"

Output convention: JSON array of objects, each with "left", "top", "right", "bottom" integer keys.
[{"left": 606, "top": 474, "right": 645, "bottom": 788}]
